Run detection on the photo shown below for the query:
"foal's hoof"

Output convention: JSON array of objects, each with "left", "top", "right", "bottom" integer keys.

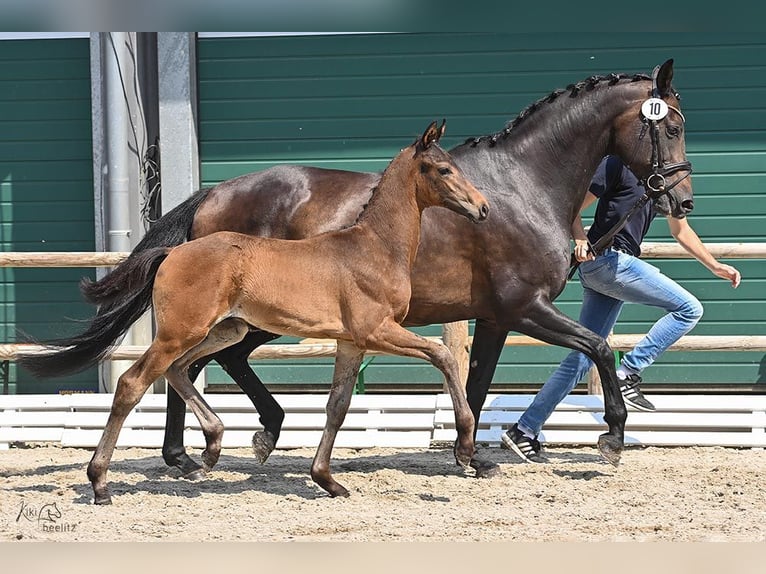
[
  {"left": 182, "top": 468, "right": 207, "bottom": 481},
  {"left": 93, "top": 493, "right": 112, "bottom": 505},
  {"left": 470, "top": 456, "right": 502, "bottom": 479},
  {"left": 328, "top": 485, "right": 351, "bottom": 498},
  {"left": 252, "top": 431, "right": 276, "bottom": 464},
  {"left": 201, "top": 450, "right": 221, "bottom": 472},
  {"left": 597, "top": 434, "right": 623, "bottom": 467}
]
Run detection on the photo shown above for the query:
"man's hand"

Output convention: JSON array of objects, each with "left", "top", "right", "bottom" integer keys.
[
  {"left": 712, "top": 262, "right": 742, "bottom": 288},
  {"left": 573, "top": 239, "right": 595, "bottom": 262}
]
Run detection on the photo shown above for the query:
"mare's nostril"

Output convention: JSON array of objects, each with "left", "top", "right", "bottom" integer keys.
[
  {"left": 480, "top": 204, "right": 490, "bottom": 219},
  {"left": 682, "top": 199, "right": 694, "bottom": 213}
]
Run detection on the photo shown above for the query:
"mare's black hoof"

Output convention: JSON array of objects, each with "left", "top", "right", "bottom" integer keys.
[
  {"left": 252, "top": 431, "right": 276, "bottom": 464},
  {"left": 597, "top": 434, "right": 623, "bottom": 467},
  {"left": 470, "top": 456, "right": 502, "bottom": 479},
  {"left": 94, "top": 495, "right": 112, "bottom": 505},
  {"left": 182, "top": 468, "right": 207, "bottom": 481}
]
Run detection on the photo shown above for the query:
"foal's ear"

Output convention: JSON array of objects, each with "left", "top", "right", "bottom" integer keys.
[
  {"left": 416, "top": 120, "right": 442, "bottom": 153},
  {"left": 654, "top": 58, "right": 675, "bottom": 97}
]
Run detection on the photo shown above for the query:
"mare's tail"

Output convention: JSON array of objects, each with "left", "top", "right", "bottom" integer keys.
[
  {"left": 80, "top": 188, "right": 210, "bottom": 306},
  {"left": 17, "top": 248, "right": 170, "bottom": 378}
]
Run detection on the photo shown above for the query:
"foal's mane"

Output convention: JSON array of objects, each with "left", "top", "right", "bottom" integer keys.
[
  {"left": 350, "top": 140, "right": 420, "bottom": 227},
  {"left": 465, "top": 72, "right": 681, "bottom": 148}
]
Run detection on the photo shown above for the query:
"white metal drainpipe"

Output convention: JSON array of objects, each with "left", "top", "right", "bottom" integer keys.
[{"left": 104, "top": 32, "right": 133, "bottom": 392}]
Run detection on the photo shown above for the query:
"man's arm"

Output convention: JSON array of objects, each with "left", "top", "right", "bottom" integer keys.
[
  {"left": 667, "top": 216, "right": 742, "bottom": 287},
  {"left": 572, "top": 192, "right": 598, "bottom": 262}
]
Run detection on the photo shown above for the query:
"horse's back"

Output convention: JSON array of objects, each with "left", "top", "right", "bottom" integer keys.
[{"left": 191, "top": 165, "right": 380, "bottom": 240}]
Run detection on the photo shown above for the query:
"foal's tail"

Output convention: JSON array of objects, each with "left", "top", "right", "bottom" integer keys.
[
  {"left": 17, "top": 248, "right": 170, "bottom": 378},
  {"left": 80, "top": 188, "right": 210, "bottom": 306}
]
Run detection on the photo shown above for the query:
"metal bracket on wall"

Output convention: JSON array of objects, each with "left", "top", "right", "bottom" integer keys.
[{"left": 354, "top": 356, "right": 376, "bottom": 394}]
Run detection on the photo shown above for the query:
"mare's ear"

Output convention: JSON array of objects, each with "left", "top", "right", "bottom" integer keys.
[
  {"left": 654, "top": 59, "right": 674, "bottom": 97},
  {"left": 416, "top": 120, "right": 440, "bottom": 153},
  {"left": 437, "top": 119, "right": 446, "bottom": 140}
]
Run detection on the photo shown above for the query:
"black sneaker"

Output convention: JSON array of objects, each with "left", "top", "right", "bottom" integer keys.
[
  {"left": 501, "top": 424, "right": 545, "bottom": 463},
  {"left": 619, "top": 373, "right": 656, "bottom": 412}
]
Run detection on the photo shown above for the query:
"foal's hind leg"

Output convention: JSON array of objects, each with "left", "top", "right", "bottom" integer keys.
[
  {"left": 169, "top": 318, "right": 252, "bottom": 471},
  {"left": 310, "top": 340, "right": 364, "bottom": 497},
  {"left": 162, "top": 331, "right": 284, "bottom": 475},
  {"left": 165, "top": 364, "right": 225, "bottom": 472},
  {"left": 87, "top": 347, "right": 177, "bottom": 505},
  {"left": 366, "top": 319, "right": 475, "bottom": 470}
]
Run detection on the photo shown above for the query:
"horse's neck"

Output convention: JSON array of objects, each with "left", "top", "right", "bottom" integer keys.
[
  {"left": 469, "top": 81, "right": 643, "bottom": 225},
  {"left": 354, "top": 156, "right": 422, "bottom": 266}
]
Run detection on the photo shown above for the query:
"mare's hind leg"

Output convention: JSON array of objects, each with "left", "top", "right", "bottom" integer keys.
[
  {"left": 310, "top": 340, "right": 364, "bottom": 497},
  {"left": 162, "top": 331, "right": 283, "bottom": 477},
  {"left": 164, "top": 378, "right": 208, "bottom": 479},
  {"left": 366, "top": 319, "right": 475, "bottom": 470},
  {"left": 87, "top": 346, "right": 178, "bottom": 505}
]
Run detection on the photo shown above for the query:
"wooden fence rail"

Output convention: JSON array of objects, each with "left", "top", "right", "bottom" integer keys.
[
  {"left": 1, "top": 242, "right": 764, "bottom": 268},
  {"left": 2, "top": 243, "right": 765, "bottom": 394}
]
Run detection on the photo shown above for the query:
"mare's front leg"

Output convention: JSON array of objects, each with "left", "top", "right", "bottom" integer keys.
[
  {"left": 310, "top": 340, "right": 364, "bottom": 497},
  {"left": 514, "top": 298, "right": 626, "bottom": 465},
  {"left": 367, "top": 320, "right": 475, "bottom": 470},
  {"left": 464, "top": 319, "right": 508, "bottom": 478}
]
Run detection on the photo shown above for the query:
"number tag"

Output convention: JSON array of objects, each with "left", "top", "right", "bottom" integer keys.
[{"left": 641, "top": 97, "right": 669, "bottom": 120}]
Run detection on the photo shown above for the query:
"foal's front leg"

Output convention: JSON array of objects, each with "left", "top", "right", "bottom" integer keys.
[
  {"left": 310, "top": 340, "right": 364, "bottom": 497},
  {"left": 367, "top": 319, "right": 475, "bottom": 469}
]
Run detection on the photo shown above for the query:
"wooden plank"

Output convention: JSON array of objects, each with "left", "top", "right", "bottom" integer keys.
[
  {"left": 0, "top": 427, "right": 64, "bottom": 444},
  {"left": 0, "top": 411, "right": 69, "bottom": 426},
  {"left": 0, "top": 251, "right": 128, "bottom": 267},
  {"left": 0, "top": 242, "right": 761, "bottom": 270},
  {"left": 4, "top": 333, "right": 766, "bottom": 361},
  {"left": 435, "top": 428, "right": 766, "bottom": 448}
]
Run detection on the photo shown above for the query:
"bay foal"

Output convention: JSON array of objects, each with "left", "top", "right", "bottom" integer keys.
[{"left": 84, "top": 121, "right": 489, "bottom": 503}]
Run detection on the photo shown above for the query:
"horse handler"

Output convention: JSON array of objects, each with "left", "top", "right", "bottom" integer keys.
[{"left": 502, "top": 155, "right": 742, "bottom": 463}]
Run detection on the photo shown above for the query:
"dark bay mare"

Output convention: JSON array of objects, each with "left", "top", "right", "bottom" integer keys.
[
  {"left": 23, "top": 59, "right": 694, "bottom": 481},
  {"left": 21, "top": 122, "right": 489, "bottom": 503}
]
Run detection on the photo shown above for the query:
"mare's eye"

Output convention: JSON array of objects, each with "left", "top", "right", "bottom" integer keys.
[
  {"left": 438, "top": 167, "right": 452, "bottom": 176},
  {"left": 666, "top": 125, "right": 681, "bottom": 137}
]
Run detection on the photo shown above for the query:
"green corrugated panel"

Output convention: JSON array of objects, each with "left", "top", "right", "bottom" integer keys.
[
  {"left": 197, "top": 33, "right": 766, "bottom": 391},
  {"left": 0, "top": 38, "right": 96, "bottom": 394}
]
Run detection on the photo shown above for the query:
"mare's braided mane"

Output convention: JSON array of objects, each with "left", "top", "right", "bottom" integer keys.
[{"left": 466, "top": 72, "right": 682, "bottom": 147}]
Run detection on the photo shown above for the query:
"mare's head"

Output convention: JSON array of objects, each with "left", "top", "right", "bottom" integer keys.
[
  {"left": 611, "top": 59, "right": 694, "bottom": 218},
  {"left": 411, "top": 120, "right": 489, "bottom": 223}
]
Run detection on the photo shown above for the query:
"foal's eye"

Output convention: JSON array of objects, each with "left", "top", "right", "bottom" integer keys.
[
  {"left": 438, "top": 167, "right": 452, "bottom": 176},
  {"left": 666, "top": 124, "right": 681, "bottom": 137}
]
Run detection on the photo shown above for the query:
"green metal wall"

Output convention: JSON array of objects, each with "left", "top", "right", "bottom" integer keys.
[
  {"left": 196, "top": 32, "right": 766, "bottom": 392},
  {"left": 0, "top": 38, "right": 97, "bottom": 393}
]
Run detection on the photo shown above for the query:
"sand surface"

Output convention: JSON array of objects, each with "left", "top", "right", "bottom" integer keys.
[{"left": 2, "top": 443, "right": 764, "bottom": 542}]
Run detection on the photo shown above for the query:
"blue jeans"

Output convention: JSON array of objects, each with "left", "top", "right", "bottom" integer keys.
[{"left": 517, "top": 247, "right": 704, "bottom": 436}]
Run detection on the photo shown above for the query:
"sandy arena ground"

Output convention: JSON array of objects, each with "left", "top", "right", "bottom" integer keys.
[{"left": 1, "top": 443, "right": 764, "bottom": 542}]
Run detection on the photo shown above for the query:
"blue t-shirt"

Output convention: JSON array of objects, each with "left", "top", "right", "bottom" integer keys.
[{"left": 586, "top": 156, "right": 656, "bottom": 257}]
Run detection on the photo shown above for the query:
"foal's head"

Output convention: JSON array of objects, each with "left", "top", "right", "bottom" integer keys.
[{"left": 411, "top": 120, "right": 489, "bottom": 223}]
